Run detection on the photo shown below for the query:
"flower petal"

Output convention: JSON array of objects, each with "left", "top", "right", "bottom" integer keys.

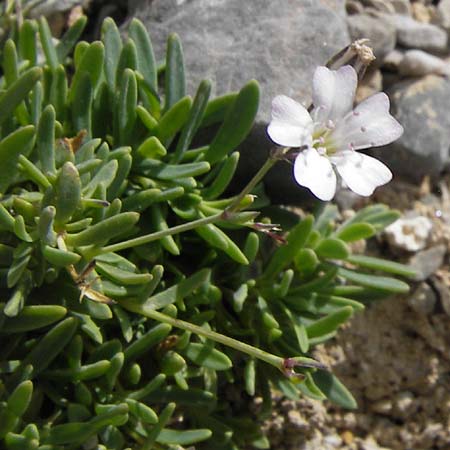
[
  {"left": 267, "top": 95, "right": 313, "bottom": 147},
  {"left": 294, "top": 147, "right": 336, "bottom": 201},
  {"left": 332, "top": 150, "right": 392, "bottom": 196},
  {"left": 332, "top": 92, "right": 404, "bottom": 151},
  {"left": 312, "top": 65, "right": 357, "bottom": 123}
]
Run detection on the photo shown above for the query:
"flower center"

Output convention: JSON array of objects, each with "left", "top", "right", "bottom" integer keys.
[{"left": 311, "top": 120, "right": 337, "bottom": 156}]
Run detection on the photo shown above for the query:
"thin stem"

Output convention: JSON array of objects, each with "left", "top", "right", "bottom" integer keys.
[
  {"left": 226, "top": 151, "right": 281, "bottom": 213},
  {"left": 97, "top": 211, "right": 223, "bottom": 255},
  {"left": 92, "top": 149, "right": 287, "bottom": 255},
  {"left": 121, "top": 299, "right": 285, "bottom": 372}
]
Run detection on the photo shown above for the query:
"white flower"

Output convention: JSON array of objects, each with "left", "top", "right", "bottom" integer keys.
[{"left": 267, "top": 65, "right": 404, "bottom": 201}]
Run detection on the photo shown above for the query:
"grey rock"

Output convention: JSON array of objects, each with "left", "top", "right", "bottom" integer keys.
[
  {"left": 28, "top": 0, "right": 86, "bottom": 16},
  {"left": 392, "top": 14, "right": 448, "bottom": 52},
  {"left": 398, "top": 49, "right": 450, "bottom": 77},
  {"left": 347, "top": 13, "right": 396, "bottom": 61},
  {"left": 430, "top": 276, "right": 450, "bottom": 317},
  {"left": 374, "top": 76, "right": 450, "bottom": 181},
  {"left": 408, "top": 282, "right": 436, "bottom": 315},
  {"left": 133, "top": 0, "right": 350, "bottom": 120},
  {"left": 435, "top": 0, "right": 450, "bottom": 31},
  {"left": 389, "top": 0, "right": 411, "bottom": 16},
  {"left": 408, "top": 244, "right": 446, "bottom": 281}
]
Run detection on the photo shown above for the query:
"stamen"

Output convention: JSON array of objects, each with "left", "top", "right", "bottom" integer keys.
[
  {"left": 353, "top": 111, "right": 360, "bottom": 116},
  {"left": 349, "top": 142, "right": 355, "bottom": 151},
  {"left": 360, "top": 126, "right": 366, "bottom": 132},
  {"left": 326, "top": 119, "right": 335, "bottom": 130}
]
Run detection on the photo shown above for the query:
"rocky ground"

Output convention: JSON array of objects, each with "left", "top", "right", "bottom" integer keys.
[
  {"left": 263, "top": 174, "right": 450, "bottom": 450},
  {"left": 13, "top": 0, "right": 450, "bottom": 448}
]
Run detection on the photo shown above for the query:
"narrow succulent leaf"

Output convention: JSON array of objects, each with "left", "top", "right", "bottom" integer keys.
[
  {"left": 201, "top": 92, "right": 237, "bottom": 127},
  {"left": 19, "top": 20, "right": 38, "bottom": 65},
  {"left": 129, "top": 18, "right": 157, "bottom": 90},
  {"left": 347, "top": 254, "right": 417, "bottom": 278},
  {"left": 71, "top": 72, "right": 92, "bottom": 135},
  {"left": 263, "top": 215, "right": 314, "bottom": 280},
  {"left": 0, "top": 68, "right": 41, "bottom": 126},
  {"left": 305, "top": 306, "right": 353, "bottom": 338},
  {"left": 3, "top": 39, "right": 19, "bottom": 85},
  {"left": 157, "top": 428, "right": 212, "bottom": 446},
  {"left": 337, "top": 267, "right": 410, "bottom": 293},
  {"left": 14, "top": 317, "right": 78, "bottom": 381},
  {"left": 0, "top": 126, "right": 35, "bottom": 193},
  {"left": 196, "top": 224, "right": 249, "bottom": 264},
  {"left": 38, "top": 206, "right": 57, "bottom": 245},
  {"left": 38, "top": 17, "right": 58, "bottom": 70},
  {"left": 116, "top": 39, "right": 138, "bottom": 89},
  {"left": 42, "top": 246, "right": 81, "bottom": 267},
  {"left": 165, "top": 33, "right": 185, "bottom": 111},
  {"left": 315, "top": 238, "right": 350, "bottom": 260},
  {"left": 7, "top": 380, "right": 33, "bottom": 416},
  {"left": 82, "top": 159, "right": 118, "bottom": 197},
  {"left": 173, "top": 79, "right": 212, "bottom": 162},
  {"left": 117, "top": 69, "right": 137, "bottom": 145},
  {"left": 96, "top": 261, "right": 152, "bottom": 285},
  {"left": 202, "top": 151, "right": 240, "bottom": 200},
  {"left": 54, "top": 162, "right": 82, "bottom": 225},
  {"left": 149, "top": 205, "right": 180, "bottom": 255},
  {"left": 125, "top": 398, "right": 158, "bottom": 424},
  {"left": 49, "top": 65, "right": 68, "bottom": 119},
  {"left": 123, "top": 323, "right": 172, "bottom": 363},
  {"left": 205, "top": 80, "right": 259, "bottom": 163},
  {"left": 140, "top": 159, "right": 210, "bottom": 180},
  {"left": 37, "top": 105, "right": 56, "bottom": 174},
  {"left": 137, "top": 136, "right": 167, "bottom": 159},
  {"left": 65, "top": 212, "right": 139, "bottom": 247},
  {"left": 154, "top": 95, "right": 193, "bottom": 143},
  {"left": 102, "top": 17, "right": 123, "bottom": 89},
  {"left": 124, "top": 269, "right": 210, "bottom": 311},
  {"left": 313, "top": 370, "right": 357, "bottom": 409},
  {"left": 69, "top": 41, "right": 104, "bottom": 102},
  {"left": 56, "top": 15, "right": 87, "bottom": 62},
  {"left": 184, "top": 342, "right": 232, "bottom": 370},
  {"left": 334, "top": 222, "right": 376, "bottom": 242}
]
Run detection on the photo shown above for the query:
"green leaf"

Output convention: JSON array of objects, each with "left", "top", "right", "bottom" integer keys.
[
  {"left": 347, "top": 254, "right": 417, "bottom": 278},
  {"left": 165, "top": 33, "right": 185, "bottom": 111},
  {"left": 19, "top": 19, "right": 38, "bottom": 65},
  {"left": 263, "top": 215, "right": 314, "bottom": 280},
  {"left": 117, "top": 69, "right": 137, "bottom": 145},
  {"left": 116, "top": 39, "right": 137, "bottom": 89},
  {"left": 0, "top": 126, "right": 35, "bottom": 193},
  {"left": 69, "top": 41, "right": 105, "bottom": 102},
  {"left": 71, "top": 72, "right": 92, "bottom": 135},
  {"left": 37, "top": 105, "right": 56, "bottom": 174},
  {"left": 157, "top": 428, "right": 212, "bottom": 445},
  {"left": 129, "top": 18, "right": 157, "bottom": 91},
  {"left": 196, "top": 223, "right": 249, "bottom": 264},
  {"left": 15, "top": 317, "right": 78, "bottom": 380},
  {"left": 205, "top": 80, "right": 259, "bottom": 164},
  {"left": 334, "top": 222, "right": 376, "bottom": 242},
  {"left": 102, "top": 17, "right": 123, "bottom": 89},
  {"left": 201, "top": 92, "right": 237, "bottom": 127},
  {"left": 123, "top": 323, "right": 172, "bottom": 363},
  {"left": 154, "top": 95, "right": 193, "bottom": 143},
  {"left": 0, "top": 68, "right": 41, "bottom": 126},
  {"left": 305, "top": 306, "right": 353, "bottom": 338},
  {"left": 1, "top": 305, "right": 67, "bottom": 333},
  {"left": 173, "top": 79, "right": 211, "bottom": 162},
  {"left": 140, "top": 159, "right": 210, "bottom": 180},
  {"left": 7, "top": 380, "right": 33, "bottom": 416},
  {"left": 184, "top": 342, "right": 232, "bottom": 370},
  {"left": 203, "top": 151, "right": 240, "bottom": 199},
  {"left": 337, "top": 267, "right": 410, "bottom": 293},
  {"left": 312, "top": 370, "right": 357, "bottom": 409},
  {"left": 42, "top": 246, "right": 81, "bottom": 267},
  {"left": 56, "top": 15, "right": 87, "bottom": 62},
  {"left": 315, "top": 238, "right": 350, "bottom": 260},
  {"left": 38, "top": 17, "right": 58, "bottom": 70},
  {"left": 54, "top": 162, "right": 82, "bottom": 225},
  {"left": 126, "top": 269, "right": 210, "bottom": 311},
  {"left": 65, "top": 212, "right": 139, "bottom": 247},
  {"left": 96, "top": 261, "right": 152, "bottom": 285}
]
